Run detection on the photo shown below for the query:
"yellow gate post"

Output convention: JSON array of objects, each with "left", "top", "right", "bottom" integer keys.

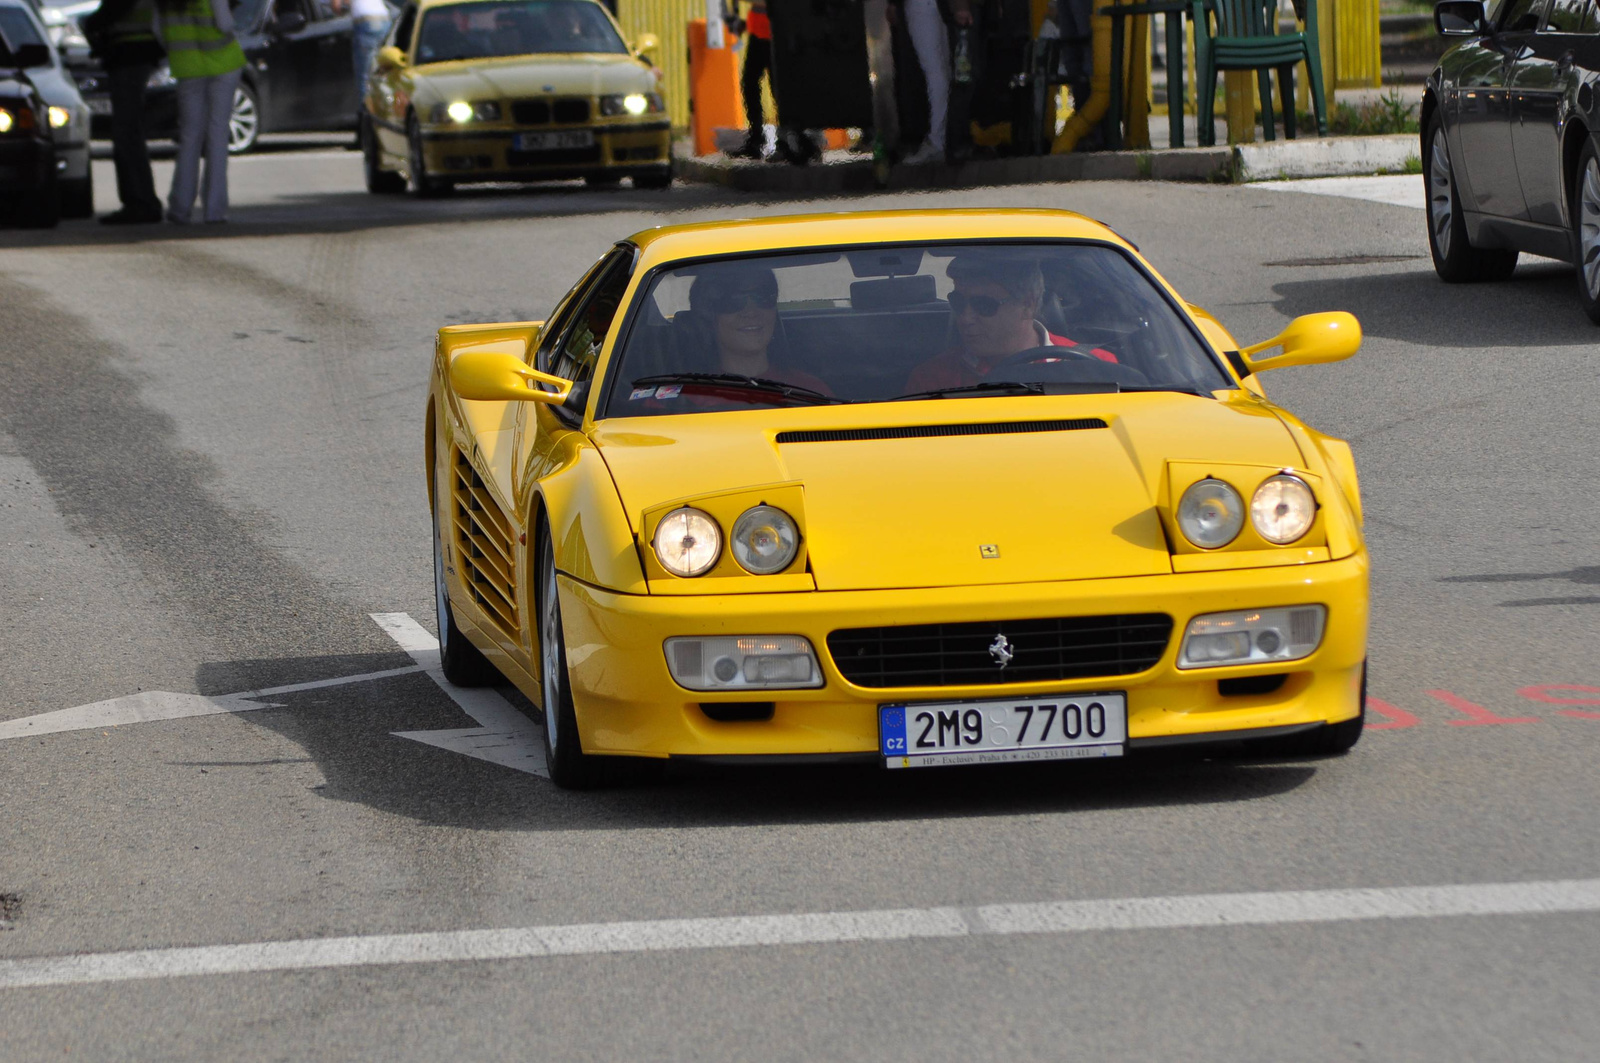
[
  {"left": 1224, "top": 70, "right": 1255, "bottom": 143},
  {"left": 1331, "top": 0, "right": 1379, "bottom": 90}
]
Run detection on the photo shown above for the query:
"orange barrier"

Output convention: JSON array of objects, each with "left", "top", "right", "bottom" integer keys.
[{"left": 688, "top": 19, "right": 742, "bottom": 156}]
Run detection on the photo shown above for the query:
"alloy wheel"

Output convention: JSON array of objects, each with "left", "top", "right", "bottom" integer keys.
[
  {"left": 540, "top": 540, "right": 562, "bottom": 754},
  {"left": 1579, "top": 158, "right": 1600, "bottom": 300},
  {"left": 228, "top": 85, "right": 259, "bottom": 154},
  {"left": 1428, "top": 128, "right": 1454, "bottom": 260}
]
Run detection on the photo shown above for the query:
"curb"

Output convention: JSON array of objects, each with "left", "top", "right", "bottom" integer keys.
[
  {"left": 1233, "top": 134, "right": 1420, "bottom": 182},
  {"left": 674, "top": 133, "right": 1420, "bottom": 192}
]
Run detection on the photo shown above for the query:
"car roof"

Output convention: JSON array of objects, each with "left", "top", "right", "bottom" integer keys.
[{"left": 622, "top": 209, "right": 1133, "bottom": 266}]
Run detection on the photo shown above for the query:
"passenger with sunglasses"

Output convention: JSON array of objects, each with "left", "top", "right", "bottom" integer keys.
[
  {"left": 635, "top": 266, "right": 831, "bottom": 410},
  {"left": 905, "top": 254, "right": 1116, "bottom": 394}
]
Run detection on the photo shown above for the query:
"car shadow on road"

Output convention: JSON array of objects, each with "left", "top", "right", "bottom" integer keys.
[
  {"left": 202, "top": 652, "right": 1320, "bottom": 833},
  {"left": 1270, "top": 261, "right": 1595, "bottom": 348}
]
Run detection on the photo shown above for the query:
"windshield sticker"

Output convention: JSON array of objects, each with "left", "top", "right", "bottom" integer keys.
[
  {"left": 654, "top": 386, "right": 682, "bottom": 400},
  {"left": 629, "top": 387, "right": 656, "bottom": 401}
]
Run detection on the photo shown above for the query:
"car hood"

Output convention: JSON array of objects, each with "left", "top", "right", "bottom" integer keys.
[
  {"left": 591, "top": 394, "right": 1305, "bottom": 592},
  {"left": 412, "top": 54, "right": 653, "bottom": 100}
]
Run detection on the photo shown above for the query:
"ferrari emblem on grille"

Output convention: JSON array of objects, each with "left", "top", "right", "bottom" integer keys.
[{"left": 989, "top": 634, "right": 1014, "bottom": 668}]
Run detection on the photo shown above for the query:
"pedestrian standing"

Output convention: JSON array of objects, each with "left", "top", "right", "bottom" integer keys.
[
  {"left": 335, "top": 0, "right": 391, "bottom": 122},
  {"left": 726, "top": 0, "right": 772, "bottom": 160},
  {"left": 894, "top": 0, "right": 949, "bottom": 165},
  {"left": 155, "top": 0, "right": 246, "bottom": 224},
  {"left": 82, "top": 0, "right": 165, "bottom": 224}
]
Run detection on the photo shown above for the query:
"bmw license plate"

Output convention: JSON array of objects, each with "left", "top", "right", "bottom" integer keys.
[
  {"left": 879, "top": 694, "right": 1126, "bottom": 769},
  {"left": 87, "top": 97, "right": 112, "bottom": 116},
  {"left": 514, "top": 130, "right": 594, "bottom": 151}
]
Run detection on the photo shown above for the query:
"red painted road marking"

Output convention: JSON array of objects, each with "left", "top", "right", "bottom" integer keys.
[
  {"left": 1366, "top": 696, "right": 1420, "bottom": 730},
  {"left": 1426, "top": 690, "right": 1539, "bottom": 726},
  {"left": 1556, "top": 709, "right": 1600, "bottom": 720},
  {"left": 1518, "top": 684, "right": 1600, "bottom": 705}
]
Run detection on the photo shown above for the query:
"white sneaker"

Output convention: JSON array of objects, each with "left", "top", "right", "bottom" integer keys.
[{"left": 901, "top": 140, "right": 943, "bottom": 166}]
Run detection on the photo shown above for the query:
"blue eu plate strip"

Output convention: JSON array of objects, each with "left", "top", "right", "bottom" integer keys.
[{"left": 879, "top": 706, "right": 908, "bottom": 757}]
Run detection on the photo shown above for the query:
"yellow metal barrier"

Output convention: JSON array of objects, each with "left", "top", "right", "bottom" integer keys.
[
  {"left": 616, "top": 0, "right": 699, "bottom": 129},
  {"left": 1328, "top": 0, "right": 1380, "bottom": 89}
]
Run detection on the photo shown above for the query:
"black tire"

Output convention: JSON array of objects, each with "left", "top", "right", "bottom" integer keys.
[
  {"left": 584, "top": 172, "right": 623, "bottom": 187},
  {"left": 433, "top": 443, "right": 500, "bottom": 686},
  {"left": 1424, "top": 111, "right": 1518, "bottom": 283},
  {"left": 632, "top": 168, "right": 672, "bottom": 190},
  {"left": 1249, "top": 662, "right": 1367, "bottom": 758},
  {"left": 61, "top": 170, "right": 93, "bottom": 219},
  {"left": 14, "top": 174, "right": 61, "bottom": 229},
  {"left": 362, "top": 114, "right": 406, "bottom": 194},
  {"left": 227, "top": 80, "right": 260, "bottom": 154},
  {"left": 538, "top": 530, "right": 608, "bottom": 788},
  {"left": 1570, "top": 138, "right": 1600, "bottom": 324},
  {"left": 408, "top": 117, "right": 452, "bottom": 198}
]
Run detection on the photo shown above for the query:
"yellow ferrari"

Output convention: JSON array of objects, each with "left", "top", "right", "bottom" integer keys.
[
  {"left": 361, "top": 0, "right": 670, "bottom": 196},
  {"left": 427, "top": 209, "right": 1369, "bottom": 787}
]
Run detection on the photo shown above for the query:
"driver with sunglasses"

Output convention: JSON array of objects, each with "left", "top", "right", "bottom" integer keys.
[{"left": 905, "top": 254, "right": 1116, "bottom": 394}]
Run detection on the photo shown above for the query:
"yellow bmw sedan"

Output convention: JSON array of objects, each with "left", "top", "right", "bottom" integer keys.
[
  {"left": 428, "top": 210, "right": 1370, "bottom": 787},
  {"left": 361, "top": 0, "right": 669, "bottom": 195}
]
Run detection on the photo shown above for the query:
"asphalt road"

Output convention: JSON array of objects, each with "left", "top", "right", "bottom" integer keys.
[{"left": 2, "top": 152, "right": 1598, "bottom": 1061}]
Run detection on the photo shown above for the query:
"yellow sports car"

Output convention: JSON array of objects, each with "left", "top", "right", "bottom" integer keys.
[
  {"left": 361, "top": 0, "right": 669, "bottom": 196},
  {"left": 428, "top": 209, "right": 1369, "bottom": 787}
]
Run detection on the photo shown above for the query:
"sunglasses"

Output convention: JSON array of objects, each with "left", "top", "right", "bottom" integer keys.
[
  {"left": 711, "top": 290, "right": 778, "bottom": 314},
  {"left": 948, "top": 291, "right": 1012, "bottom": 317}
]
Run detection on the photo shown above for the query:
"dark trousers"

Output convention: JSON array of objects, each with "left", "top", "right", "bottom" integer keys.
[
  {"left": 108, "top": 61, "right": 161, "bottom": 215},
  {"left": 741, "top": 35, "right": 772, "bottom": 142}
]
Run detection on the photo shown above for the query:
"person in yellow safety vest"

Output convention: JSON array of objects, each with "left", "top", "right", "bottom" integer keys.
[
  {"left": 83, "top": 0, "right": 166, "bottom": 224},
  {"left": 153, "top": 0, "right": 246, "bottom": 223}
]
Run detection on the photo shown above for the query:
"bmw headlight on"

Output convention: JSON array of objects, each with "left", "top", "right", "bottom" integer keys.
[
  {"left": 1251, "top": 474, "right": 1316, "bottom": 544},
  {"left": 1177, "top": 478, "right": 1244, "bottom": 549},
  {"left": 599, "top": 92, "right": 662, "bottom": 116},
  {"left": 653, "top": 507, "right": 721, "bottom": 577},
  {"left": 730, "top": 505, "right": 799, "bottom": 575},
  {"left": 47, "top": 106, "right": 70, "bottom": 129},
  {"left": 432, "top": 100, "right": 500, "bottom": 124}
]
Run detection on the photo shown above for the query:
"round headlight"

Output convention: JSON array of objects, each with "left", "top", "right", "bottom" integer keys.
[
  {"left": 730, "top": 505, "right": 799, "bottom": 575},
  {"left": 446, "top": 100, "right": 474, "bottom": 123},
  {"left": 1251, "top": 474, "right": 1316, "bottom": 544},
  {"left": 47, "top": 106, "right": 70, "bottom": 129},
  {"left": 1177, "top": 478, "right": 1244, "bottom": 549},
  {"left": 622, "top": 92, "right": 649, "bottom": 115},
  {"left": 653, "top": 508, "right": 721, "bottom": 577}
]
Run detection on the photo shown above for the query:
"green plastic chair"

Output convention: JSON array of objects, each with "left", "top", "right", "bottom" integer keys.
[{"left": 1192, "top": 0, "right": 1328, "bottom": 145}]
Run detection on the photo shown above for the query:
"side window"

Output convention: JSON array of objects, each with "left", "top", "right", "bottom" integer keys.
[
  {"left": 533, "top": 254, "right": 615, "bottom": 371},
  {"left": 1546, "top": 0, "right": 1600, "bottom": 29},
  {"left": 391, "top": 4, "right": 417, "bottom": 49},
  {"left": 1499, "top": 0, "right": 1547, "bottom": 31},
  {"left": 551, "top": 256, "right": 634, "bottom": 385}
]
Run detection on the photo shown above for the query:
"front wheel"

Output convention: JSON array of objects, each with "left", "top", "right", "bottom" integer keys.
[
  {"left": 539, "top": 531, "right": 608, "bottom": 788},
  {"left": 61, "top": 169, "right": 93, "bottom": 219},
  {"left": 13, "top": 174, "right": 61, "bottom": 228},
  {"left": 227, "top": 81, "right": 260, "bottom": 154},
  {"left": 632, "top": 168, "right": 672, "bottom": 190},
  {"left": 362, "top": 114, "right": 406, "bottom": 194},
  {"left": 1571, "top": 139, "right": 1600, "bottom": 324},
  {"left": 1424, "top": 112, "right": 1517, "bottom": 283},
  {"left": 408, "top": 118, "right": 452, "bottom": 198}
]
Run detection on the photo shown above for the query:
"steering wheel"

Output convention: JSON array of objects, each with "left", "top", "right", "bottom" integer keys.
[{"left": 995, "top": 345, "right": 1106, "bottom": 370}]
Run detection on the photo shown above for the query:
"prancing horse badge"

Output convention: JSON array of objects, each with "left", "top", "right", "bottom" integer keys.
[
  {"left": 989, "top": 634, "right": 1014, "bottom": 668},
  {"left": 979, "top": 544, "right": 1000, "bottom": 559}
]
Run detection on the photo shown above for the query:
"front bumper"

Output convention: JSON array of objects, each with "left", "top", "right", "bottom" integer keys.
[
  {"left": 0, "top": 137, "right": 56, "bottom": 193},
  {"left": 419, "top": 121, "right": 671, "bottom": 181},
  {"left": 558, "top": 553, "right": 1370, "bottom": 759}
]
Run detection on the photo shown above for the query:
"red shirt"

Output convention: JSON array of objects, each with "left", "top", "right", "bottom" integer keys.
[
  {"left": 904, "top": 330, "right": 1118, "bottom": 394},
  {"left": 746, "top": 10, "right": 771, "bottom": 38}
]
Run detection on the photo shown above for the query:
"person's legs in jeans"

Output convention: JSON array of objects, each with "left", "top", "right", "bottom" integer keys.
[
  {"left": 108, "top": 61, "right": 161, "bottom": 216},
  {"left": 903, "top": 0, "right": 948, "bottom": 153},
  {"left": 167, "top": 75, "right": 207, "bottom": 222},
  {"left": 200, "top": 68, "right": 242, "bottom": 222}
]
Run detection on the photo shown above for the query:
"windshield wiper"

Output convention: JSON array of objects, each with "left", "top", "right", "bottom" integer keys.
[
  {"left": 892, "top": 381, "right": 1211, "bottom": 401},
  {"left": 631, "top": 373, "right": 841, "bottom": 406}
]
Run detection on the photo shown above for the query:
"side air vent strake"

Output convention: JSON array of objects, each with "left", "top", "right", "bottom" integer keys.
[
  {"left": 450, "top": 449, "right": 519, "bottom": 637},
  {"left": 775, "top": 419, "right": 1108, "bottom": 444}
]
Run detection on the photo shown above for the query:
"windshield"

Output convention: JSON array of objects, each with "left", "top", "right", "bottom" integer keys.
[
  {"left": 603, "top": 242, "right": 1232, "bottom": 417},
  {"left": 416, "top": 0, "right": 625, "bottom": 63}
]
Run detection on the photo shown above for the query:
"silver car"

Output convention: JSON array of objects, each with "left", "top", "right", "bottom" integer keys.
[{"left": 2, "top": 0, "right": 90, "bottom": 216}]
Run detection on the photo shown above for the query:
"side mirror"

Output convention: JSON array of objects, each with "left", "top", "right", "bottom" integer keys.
[
  {"left": 11, "top": 42, "right": 52, "bottom": 68},
  {"left": 269, "top": 11, "right": 308, "bottom": 34},
  {"left": 633, "top": 31, "right": 659, "bottom": 57},
  {"left": 375, "top": 45, "right": 406, "bottom": 71},
  {"left": 450, "top": 350, "right": 574, "bottom": 404},
  {"left": 1238, "top": 312, "right": 1361, "bottom": 373},
  {"left": 1435, "top": 0, "right": 1486, "bottom": 36}
]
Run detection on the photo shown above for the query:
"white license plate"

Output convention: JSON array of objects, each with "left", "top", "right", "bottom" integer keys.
[
  {"left": 87, "top": 98, "right": 112, "bottom": 115},
  {"left": 880, "top": 694, "right": 1126, "bottom": 769},
  {"left": 514, "top": 130, "right": 594, "bottom": 151}
]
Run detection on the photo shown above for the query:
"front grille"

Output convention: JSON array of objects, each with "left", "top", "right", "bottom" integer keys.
[
  {"left": 553, "top": 98, "right": 590, "bottom": 123},
  {"left": 506, "top": 145, "right": 603, "bottom": 166},
  {"left": 777, "top": 419, "right": 1107, "bottom": 445},
  {"left": 828, "top": 614, "right": 1172, "bottom": 688},
  {"left": 511, "top": 99, "right": 550, "bottom": 124},
  {"left": 450, "top": 449, "right": 518, "bottom": 637}
]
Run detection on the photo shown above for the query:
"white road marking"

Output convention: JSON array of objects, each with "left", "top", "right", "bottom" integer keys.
[
  {"left": 369, "top": 612, "right": 549, "bottom": 778},
  {"left": 0, "top": 666, "right": 422, "bottom": 742},
  {"left": 4, "top": 877, "right": 1600, "bottom": 991},
  {"left": 1256, "top": 174, "right": 1425, "bottom": 210}
]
